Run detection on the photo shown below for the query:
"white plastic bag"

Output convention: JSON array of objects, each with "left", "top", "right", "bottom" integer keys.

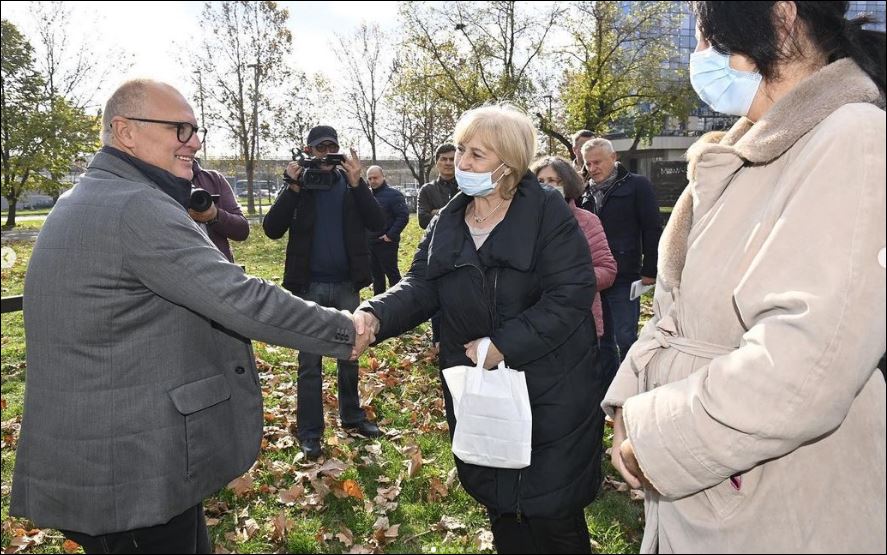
[{"left": 443, "top": 337, "right": 532, "bottom": 469}]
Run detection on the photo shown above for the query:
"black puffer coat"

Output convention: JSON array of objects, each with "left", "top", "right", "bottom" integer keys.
[{"left": 362, "top": 172, "right": 607, "bottom": 518}]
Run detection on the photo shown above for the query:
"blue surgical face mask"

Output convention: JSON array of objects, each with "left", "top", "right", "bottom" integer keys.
[
  {"left": 455, "top": 162, "right": 506, "bottom": 197},
  {"left": 689, "top": 46, "right": 762, "bottom": 116}
]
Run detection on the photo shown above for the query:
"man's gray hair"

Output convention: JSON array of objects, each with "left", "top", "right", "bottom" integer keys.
[
  {"left": 367, "top": 165, "right": 384, "bottom": 176},
  {"left": 581, "top": 137, "right": 615, "bottom": 155},
  {"left": 101, "top": 79, "right": 155, "bottom": 145}
]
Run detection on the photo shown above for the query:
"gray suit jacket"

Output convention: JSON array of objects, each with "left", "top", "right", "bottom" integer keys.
[{"left": 10, "top": 151, "right": 355, "bottom": 535}]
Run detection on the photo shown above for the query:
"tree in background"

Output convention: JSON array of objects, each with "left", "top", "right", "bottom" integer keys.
[
  {"left": 192, "top": 0, "right": 293, "bottom": 215},
  {"left": 380, "top": 46, "right": 458, "bottom": 186},
  {"left": 336, "top": 24, "right": 396, "bottom": 165},
  {"left": 399, "top": 1, "right": 560, "bottom": 112},
  {"left": 1, "top": 19, "right": 98, "bottom": 228},
  {"left": 29, "top": 1, "right": 133, "bottom": 112},
  {"left": 550, "top": 1, "right": 694, "bottom": 157}
]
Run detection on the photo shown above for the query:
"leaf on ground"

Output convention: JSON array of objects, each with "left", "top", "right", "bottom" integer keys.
[
  {"left": 226, "top": 475, "right": 254, "bottom": 497},
  {"left": 269, "top": 510, "right": 294, "bottom": 543},
  {"left": 277, "top": 483, "right": 305, "bottom": 505},
  {"left": 432, "top": 515, "right": 465, "bottom": 532},
  {"left": 426, "top": 477, "right": 449, "bottom": 502},
  {"left": 474, "top": 528, "right": 495, "bottom": 551},
  {"left": 335, "top": 526, "right": 354, "bottom": 547},
  {"left": 341, "top": 478, "right": 365, "bottom": 500},
  {"left": 406, "top": 448, "right": 423, "bottom": 479}
]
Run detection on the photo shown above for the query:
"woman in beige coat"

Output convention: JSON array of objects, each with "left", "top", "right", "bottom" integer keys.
[{"left": 603, "top": 2, "right": 886, "bottom": 552}]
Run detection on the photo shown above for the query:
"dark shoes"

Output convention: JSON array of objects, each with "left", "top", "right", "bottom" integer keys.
[
  {"left": 344, "top": 420, "right": 383, "bottom": 438},
  {"left": 300, "top": 438, "right": 323, "bottom": 461},
  {"left": 301, "top": 422, "right": 382, "bottom": 460}
]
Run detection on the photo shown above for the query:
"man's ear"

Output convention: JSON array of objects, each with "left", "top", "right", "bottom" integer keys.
[{"left": 111, "top": 116, "right": 137, "bottom": 150}]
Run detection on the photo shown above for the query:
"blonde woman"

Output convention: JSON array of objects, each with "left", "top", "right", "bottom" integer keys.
[{"left": 355, "top": 105, "right": 606, "bottom": 553}]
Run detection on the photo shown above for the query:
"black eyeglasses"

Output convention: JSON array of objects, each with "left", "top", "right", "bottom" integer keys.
[{"left": 121, "top": 117, "right": 207, "bottom": 143}]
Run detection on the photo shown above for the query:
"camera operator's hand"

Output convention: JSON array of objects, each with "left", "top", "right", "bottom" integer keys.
[
  {"left": 343, "top": 147, "right": 362, "bottom": 188},
  {"left": 285, "top": 161, "right": 303, "bottom": 193},
  {"left": 188, "top": 202, "right": 218, "bottom": 224}
]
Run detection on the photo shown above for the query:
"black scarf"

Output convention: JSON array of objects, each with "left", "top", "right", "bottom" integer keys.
[{"left": 102, "top": 146, "right": 191, "bottom": 208}]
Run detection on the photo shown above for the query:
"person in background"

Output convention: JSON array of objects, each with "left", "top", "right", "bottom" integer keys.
[
  {"left": 531, "top": 156, "right": 616, "bottom": 343},
  {"left": 366, "top": 165, "right": 409, "bottom": 295},
  {"left": 263, "top": 125, "right": 386, "bottom": 460},
  {"left": 570, "top": 129, "right": 594, "bottom": 179},
  {"left": 579, "top": 137, "right": 662, "bottom": 386},
  {"left": 604, "top": 2, "right": 886, "bottom": 552},
  {"left": 417, "top": 143, "right": 458, "bottom": 350},
  {"left": 190, "top": 158, "right": 248, "bottom": 262}
]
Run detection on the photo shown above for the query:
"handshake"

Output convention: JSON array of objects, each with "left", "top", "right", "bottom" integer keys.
[{"left": 348, "top": 310, "right": 381, "bottom": 360}]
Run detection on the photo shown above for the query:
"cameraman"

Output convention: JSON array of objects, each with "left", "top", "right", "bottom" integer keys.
[
  {"left": 189, "top": 158, "right": 249, "bottom": 263},
  {"left": 263, "top": 125, "right": 385, "bottom": 460}
]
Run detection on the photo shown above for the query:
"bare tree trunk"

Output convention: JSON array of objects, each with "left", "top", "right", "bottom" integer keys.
[{"left": 4, "top": 197, "right": 17, "bottom": 228}]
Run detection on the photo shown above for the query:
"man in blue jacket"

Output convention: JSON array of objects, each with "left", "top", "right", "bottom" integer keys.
[
  {"left": 579, "top": 138, "right": 662, "bottom": 386},
  {"left": 366, "top": 165, "right": 409, "bottom": 295},
  {"left": 263, "top": 126, "right": 386, "bottom": 459}
]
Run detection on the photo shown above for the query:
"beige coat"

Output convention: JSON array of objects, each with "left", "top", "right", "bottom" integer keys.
[{"left": 603, "top": 58, "right": 886, "bottom": 553}]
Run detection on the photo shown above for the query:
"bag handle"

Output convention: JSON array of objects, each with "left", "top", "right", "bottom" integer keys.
[{"left": 474, "top": 337, "right": 507, "bottom": 371}]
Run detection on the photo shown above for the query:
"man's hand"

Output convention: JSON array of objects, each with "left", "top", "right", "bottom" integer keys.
[
  {"left": 343, "top": 147, "right": 362, "bottom": 188},
  {"left": 188, "top": 202, "right": 218, "bottom": 224},
  {"left": 378, "top": 234, "right": 392, "bottom": 243},
  {"left": 350, "top": 310, "right": 380, "bottom": 361},
  {"left": 464, "top": 338, "right": 504, "bottom": 369},
  {"left": 285, "top": 161, "right": 303, "bottom": 193},
  {"left": 640, "top": 276, "right": 656, "bottom": 286}
]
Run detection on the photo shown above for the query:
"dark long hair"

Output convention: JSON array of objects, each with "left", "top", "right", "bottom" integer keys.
[
  {"left": 692, "top": 1, "right": 885, "bottom": 93},
  {"left": 530, "top": 156, "right": 586, "bottom": 201}
]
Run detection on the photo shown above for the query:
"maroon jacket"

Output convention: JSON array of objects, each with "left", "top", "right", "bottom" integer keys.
[
  {"left": 571, "top": 201, "right": 616, "bottom": 337},
  {"left": 192, "top": 161, "right": 249, "bottom": 262}
]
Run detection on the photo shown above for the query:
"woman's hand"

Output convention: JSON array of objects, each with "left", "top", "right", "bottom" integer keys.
[
  {"left": 464, "top": 338, "right": 504, "bottom": 369},
  {"left": 611, "top": 407, "right": 647, "bottom": 489}
]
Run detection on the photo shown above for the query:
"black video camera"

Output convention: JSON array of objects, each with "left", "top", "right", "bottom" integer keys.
[
  {"left": 189, "top": 188, "right": 220, "bottom": 212},
  {"left": 288, "top": 148, "right": 346, "bottom": 190}
]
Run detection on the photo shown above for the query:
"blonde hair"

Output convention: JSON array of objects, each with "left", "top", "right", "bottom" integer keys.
[{"left": 453, "top": 103, "right": 536, "bottom": 199}]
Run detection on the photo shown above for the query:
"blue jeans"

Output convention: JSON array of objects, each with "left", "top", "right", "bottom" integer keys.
[
  {"left": 599, "top": 282, "right": 640, "bottom": 387},
  {"left": 296, "top": 282, "right": 366, "bottom": 441}
]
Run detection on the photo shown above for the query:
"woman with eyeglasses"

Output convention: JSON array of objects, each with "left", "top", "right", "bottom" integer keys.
[{"left": 531, "top": 156, "right": 616, "bottom": 344}]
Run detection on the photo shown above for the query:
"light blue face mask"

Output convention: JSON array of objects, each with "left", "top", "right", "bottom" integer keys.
[
  {"left": 689, "top": 46, "right": 762, "bottom": 116},
  {"left": 455, "top": 163, "right": 506, "bottom": 197}
]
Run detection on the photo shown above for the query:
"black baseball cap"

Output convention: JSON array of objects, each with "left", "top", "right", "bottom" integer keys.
[{"left": 306, "top": 125, "right": 339, "bottom": 147}]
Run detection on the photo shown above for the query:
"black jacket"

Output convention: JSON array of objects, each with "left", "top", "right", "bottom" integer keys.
[
  {"left": 362, "top": 172, "right": 607, "bottom": 518},
  {"left": 579, "top": 163, "right": 662, "bottom": 284},
  {"left": 369, "top": 182, "right": 409, "bottom": 243},
  {"left": 417, "top": 176, "right": 458, "bottom": 229},
  {"left": 263, "top": 171, "right": 385, "bottom": 293}
]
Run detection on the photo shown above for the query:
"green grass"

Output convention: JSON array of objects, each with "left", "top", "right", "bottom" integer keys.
[
  {"left": 1, "top": 216, "right": 644, "bottom": 554},
  {"left": 1, "top": 208, "right": 52, "bottom": 218}
]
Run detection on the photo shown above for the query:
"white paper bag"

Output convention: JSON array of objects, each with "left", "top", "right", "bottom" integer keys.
[{"left": 444, "top": 338, "right": 532, "bottom": 469}]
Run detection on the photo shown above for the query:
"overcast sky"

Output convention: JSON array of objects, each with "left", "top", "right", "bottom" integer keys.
[{"left": 1, "top": 1, "right": 402, "bottom": 157}]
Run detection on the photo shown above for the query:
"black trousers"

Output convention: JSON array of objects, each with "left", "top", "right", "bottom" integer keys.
[
  {"left": 489, "top": 510, "right": 591, "bottom": 554},
  {"left": 61, "top": 503, "right": 210, "bottom": 554},
  {"left": 369, "top": 240, "right": 401, "bottom": 295}
]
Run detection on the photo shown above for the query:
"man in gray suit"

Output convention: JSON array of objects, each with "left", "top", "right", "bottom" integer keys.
[{"left": 9, "top": 79, "right": 374, "bottom": 553}]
